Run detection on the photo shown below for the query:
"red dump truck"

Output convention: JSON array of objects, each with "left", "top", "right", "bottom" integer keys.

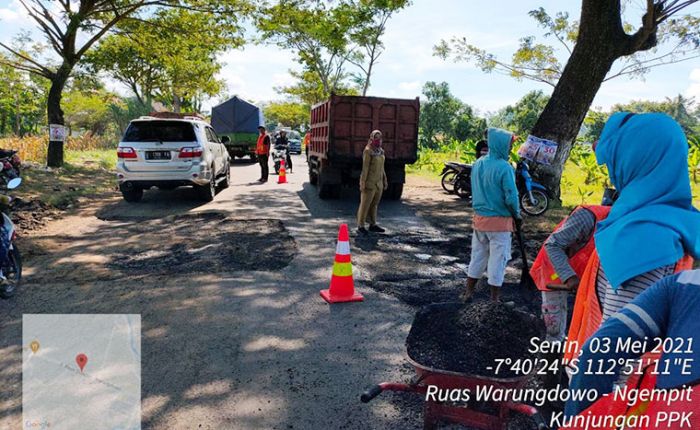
[{"left": 307, "top": 95, "right": 420, "bottom": 200}]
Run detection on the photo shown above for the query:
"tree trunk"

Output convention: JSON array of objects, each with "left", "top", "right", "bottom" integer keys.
[
  {"left": 529, "top": 0, "right": 630, "bottom": 200},
  {"left": 46, "top": 64, "right": 72, "bottom": 167},
  {"left": 173, "top": 94, "right": 182, "bottom": 113},
  {"left": 362, "top": 60, "right": 373, "bottom": 97}
]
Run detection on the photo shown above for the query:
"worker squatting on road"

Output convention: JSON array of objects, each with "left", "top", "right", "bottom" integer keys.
[
  {"left": 461, "top": 127, "right": 521, "bottom": 302},
  {"left": 256, "top": 125, "right": 271, "bottom": 183},
  {"left": 356, "top": 130, "right": 388, "bottom": 235},
  {"left": 561, "top": 270, "right": 700, "bottom": 430}
]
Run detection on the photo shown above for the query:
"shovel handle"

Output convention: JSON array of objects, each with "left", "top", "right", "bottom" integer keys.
[
  {"left": 547, "top": 284, "right": 575, "bottom": 292},
  {"left": 361, "top": 385, "right": 383, "bottom": 403}
]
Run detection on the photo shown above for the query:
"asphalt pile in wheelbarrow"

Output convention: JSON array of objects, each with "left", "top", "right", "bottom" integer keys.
[{"left": 406, "top": 301, "right": 544, "bottom": 378}]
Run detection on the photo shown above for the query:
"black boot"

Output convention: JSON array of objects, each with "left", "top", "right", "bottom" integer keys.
[{"left": 369, "top": 224, "right": 385, "bottom": 233}]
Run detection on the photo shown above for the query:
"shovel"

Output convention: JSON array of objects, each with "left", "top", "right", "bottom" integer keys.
[{"left": 514, "top": 218, "right": 537, "bottom": 290}]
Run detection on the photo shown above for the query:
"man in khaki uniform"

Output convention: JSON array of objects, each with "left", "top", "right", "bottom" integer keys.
[{"left": 357, "top": 130, "right": 388, "bottom": 234}]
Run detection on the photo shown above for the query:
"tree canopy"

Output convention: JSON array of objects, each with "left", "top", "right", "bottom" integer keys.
[
  {"left": 419, "top": 81, "right": 486, "bottom": 148},
  {"left": 0, "top": 0, "right": 251, "bottom": 166},
  {"left": 87, "top": 8, "right": 243, "bottom": 112},
  {"left": 435, "top": 0, "right": 700, "bottom": 197},
  {"left": 258, "top": 0, "right": 409, "bottom": 103}
]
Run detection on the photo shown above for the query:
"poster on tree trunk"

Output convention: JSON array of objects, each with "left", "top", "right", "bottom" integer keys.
[
  {"left": 49, "top": 124, "right": 66, "bottom": 142},
  {"left": 518, "top": 135, "right": 558, "bottom": 165}
]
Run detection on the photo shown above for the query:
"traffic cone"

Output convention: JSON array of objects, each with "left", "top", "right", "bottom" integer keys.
[
  {"left": 320, "top": 224, "right": 364, "bottom": 303},
  {"left": 278, "top": 159, "right": 287, "bottom": 184}
]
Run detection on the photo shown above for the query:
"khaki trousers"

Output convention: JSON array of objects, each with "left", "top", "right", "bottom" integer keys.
[{"left": 357, "top": 186, "right": 383, "bottom": 227}]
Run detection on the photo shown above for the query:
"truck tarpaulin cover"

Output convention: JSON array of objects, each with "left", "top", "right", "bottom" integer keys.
[{"left": 211, "top": 96, "right": 264, "bottom": 134}]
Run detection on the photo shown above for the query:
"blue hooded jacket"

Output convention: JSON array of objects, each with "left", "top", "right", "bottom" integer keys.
[
  {"left": 594, "top": 112, "right": 700, "bottom": 289},
  {"left": 471, "top": 128, "right": 520, "bottom": 219}
]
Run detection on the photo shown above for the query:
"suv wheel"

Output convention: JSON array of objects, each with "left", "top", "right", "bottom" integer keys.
[
  {"left": 196, "top": 173, "right": 216, "bottom": 202},
  {"left": 120, "top": 184, "right": 143, "bottom": 202},
  {"left": 219, "top": 164, "right": 231, "bottom": 189}
]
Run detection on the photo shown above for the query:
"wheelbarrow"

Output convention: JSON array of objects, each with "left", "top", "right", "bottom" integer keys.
[{"left": 361, "top": 303, "right": 549, "bottom": 430}]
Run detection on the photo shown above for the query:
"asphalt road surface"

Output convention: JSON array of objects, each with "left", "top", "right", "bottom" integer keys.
[{"left": 0, "top": 155, "right": 442, "bottom": 430}]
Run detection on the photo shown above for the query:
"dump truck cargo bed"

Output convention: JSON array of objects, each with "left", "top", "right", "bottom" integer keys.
[{"left": 307, "top": 95, "right": 420, "bottom": 200}]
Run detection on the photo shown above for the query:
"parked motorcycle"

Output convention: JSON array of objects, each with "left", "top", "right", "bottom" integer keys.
[
  {"left": 272, "top": 144, "right": 289, "bottom": 175},
  {"left": 516, "top": 160, "right": 550, "bottom": 216},
  {"left": 440, "top": 161, "right": 472, "bottom": 194},
  {"left": 451, "top": 159, "right": 550, "bottom": 216},
  {"left": 0, "top": 176, "right": 22, "bottom": 299},
  {"left": 0, "top": 149, "right": 21, "bottom": 187}
]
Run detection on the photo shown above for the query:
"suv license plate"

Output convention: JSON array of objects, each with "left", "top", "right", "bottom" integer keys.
[{"left": 146, "top": 151, "right": 171, "bottom": 160}]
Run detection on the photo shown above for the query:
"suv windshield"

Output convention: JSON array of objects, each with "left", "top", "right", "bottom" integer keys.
[{"left": 123, "top": 121, "right": 196, "bottom": 142}]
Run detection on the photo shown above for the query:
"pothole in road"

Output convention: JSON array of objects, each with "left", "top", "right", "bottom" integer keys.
[
  {"left": 109, "top": 213, "right": 296, "bottom": 274},
  {"left": 354, "top": 226, "right": 541, "bottom": 311}
]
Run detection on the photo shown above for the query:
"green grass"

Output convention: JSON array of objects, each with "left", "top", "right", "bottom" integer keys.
[
  {"left": 20, "top": 149, "right": 116, "bottom": 208},
  {"left": 409, "top": 152, "right": 700, "bottom": 209},
  {"left": 65, "top": 149, "right": 117, "bottom": 170}
]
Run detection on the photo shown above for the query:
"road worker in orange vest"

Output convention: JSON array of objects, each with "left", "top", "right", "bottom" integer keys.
[
  {"left": 530, "top": 199, "right": 613, "bottom": 344},
  {"left": 256, "top": 125, "right": 271, "bottom": 183}
]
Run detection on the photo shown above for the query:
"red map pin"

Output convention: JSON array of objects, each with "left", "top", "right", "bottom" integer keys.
[{"left": 76, "top": 353, "right": 88, "bottom": 372}]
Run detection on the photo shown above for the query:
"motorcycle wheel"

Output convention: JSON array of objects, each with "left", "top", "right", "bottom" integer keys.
[
  {"left": 274, "top": 162, "right": 280, "bottom": 175},
  {"left": 454, "top": 180, "right": 472, "bottom": 199},
  {"left": 0, "top": 245, "right": 21, "bottom": 299},
  {"left": 521, "top": 189, "right": 549, "bottom": 216},
  {"left": 441, "top": 171, "right": 458, "bottom": 193}
]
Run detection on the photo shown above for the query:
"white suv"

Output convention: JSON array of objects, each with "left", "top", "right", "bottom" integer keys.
[{"left": 116, "top": 116, "right": 231, "bottom": 202}]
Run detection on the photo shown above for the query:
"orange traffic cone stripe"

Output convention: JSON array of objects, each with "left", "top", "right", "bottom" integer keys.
[
  {"left": 320, "top": 224, "right": 363, "bottom": 303},
  {"left": 278, "top": 159, "right": 287, "bottom": 184}
]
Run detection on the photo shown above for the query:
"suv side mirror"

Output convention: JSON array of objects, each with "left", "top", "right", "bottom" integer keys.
[{"left": 221, "top": 136, "right": 230, "bottom": 144}]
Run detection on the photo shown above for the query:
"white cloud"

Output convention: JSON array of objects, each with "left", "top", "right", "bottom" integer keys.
[
  {"left": 685, "top": 68, "right": 700, "bottom": 100},
  {"left": 398, "top": 81, "right": 420, "bottom": 91},
  {"left": 0, "top": 0, "right": 27, "bottom": 22},
  {"left": 271, "top": 72, "right": 295, "bottom": 88},
  {"left": 0, "top": 7, "right": 19, "bottom": 21}
]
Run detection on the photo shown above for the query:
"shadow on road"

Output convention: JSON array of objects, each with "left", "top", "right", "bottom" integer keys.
[
  {"left": 95, "top": 187, "right": 209, "bottom": 221},
  {"left": 297, "top": 182, "right": 416, "bottom": 222}
]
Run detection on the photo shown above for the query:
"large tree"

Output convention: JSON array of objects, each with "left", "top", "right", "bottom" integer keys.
[
  {"left": 275, "top": 69, "right": 360, "bottom": 106},
  {"left": 489, "top": 90, "right": 550, "bottom": 138},
  {"left": 436, "top": 1, "right": 700, "bottom": 198},
  {"left": 583, "top": 94, "right": 699, "bottom": 141},
  {"left": 346, "top": 0, "right": 411, "bottom": 96},
  {"left": 87, "top": 8, "right": 240, "bottom": 112},
  {"left": 0, "top": 50, "right": 48, "bottom": 136},
  {"left": 257, "top": 0, "right": 359, "bottom": 98},
  {"left": 419, "top": 81, "right": 485, "bottom": 148},
  {"left": 0, "top": 0, "right": 249, "bottom": 167},
  {"left": 263, "top": 101, "right": 310, "bottom": 130},
  {"left": 258, "top": 0, "right": 407, "bottom": 101}
]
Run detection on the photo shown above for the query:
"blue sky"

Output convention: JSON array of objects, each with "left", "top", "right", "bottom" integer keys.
[{"left": 2, "top": 0, "right": 700, "bottom": 114}]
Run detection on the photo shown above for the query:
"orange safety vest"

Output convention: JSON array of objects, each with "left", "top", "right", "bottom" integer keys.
[
  {"left": 530, "top": 205, "right": 611, "bottom": 292},
  {"left": 256, "top": 134, "right": 269, "bottom": 155},
  {"left": 564, "top": 255, "right": 694, "bottom": 363}
]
